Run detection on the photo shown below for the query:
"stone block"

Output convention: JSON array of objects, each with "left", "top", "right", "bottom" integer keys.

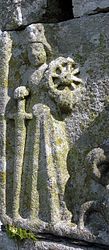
[
  {"left": 0, "top": 0, "right": 47, "bottom": 30},
  {"left": 72, "top": 0, "right": 109, "bottom": 17}
]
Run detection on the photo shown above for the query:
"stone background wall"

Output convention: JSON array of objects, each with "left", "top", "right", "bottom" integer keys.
[
  {"left": 72, "top": 0, "right": 109, "bottom": 17},
  {"left": 0, "top": 1, "right": 109, "bottom": 249}
]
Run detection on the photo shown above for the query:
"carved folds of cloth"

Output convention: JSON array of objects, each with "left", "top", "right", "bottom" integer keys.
[{"left": 0, "top": 56, "right": 83, "bottom": 231}]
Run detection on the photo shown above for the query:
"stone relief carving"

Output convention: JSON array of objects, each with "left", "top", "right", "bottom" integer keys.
[
  {"left": 79, "top": 147, "right": 109, "bottom": 231},
  {"left": 8, "top": 87, "right": 33, "bottom": 220},
  {"left": 0, "top": 31, "right": 84, "bottom": 233},
  {"left": 4, "top": 24, "right": 109, "bottom": 246},
  {"left": 0, "top": 8, "right": 109, "bottom": 249},
  {"left": 42, "top": 57, "right": 83, "bottom": 112},
  {"left": 68, "top": 146, "right": 109, "bottom": 233}
]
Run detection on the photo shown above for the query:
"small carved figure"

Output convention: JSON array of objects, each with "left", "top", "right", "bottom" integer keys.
[{"left": 78, "top": 147, "right": 109, "bottom": 229}]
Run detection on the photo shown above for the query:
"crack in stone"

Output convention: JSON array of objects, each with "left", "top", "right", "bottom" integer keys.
[
  {"left": 1, "top": 9, "right": 109, "bottom": 33},
  {"left": 88, "top": 7, "right": 109, "bottom": 16},
  {"left": 23, "top": 232, "right": 109, "bottom": 249}
]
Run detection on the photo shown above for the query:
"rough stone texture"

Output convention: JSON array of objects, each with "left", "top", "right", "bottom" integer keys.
[
  {"left": 0, "top": 0, "right": 47, "bottom": 30},
  {"left": 0, "top": 0, "right": 73, "bottom": 31},
  {"left": 46, "top": 14, "right": 109, "bottom": 237},
  {"left": 0, "top": 232, "right": 102, "bottom": 250},
  {"left": 0, "top": 232, "right": 18, "bottom": 250},
  {"left": 72, "top": 0, "right": 109, "bottom": 17},
  {"left": 0, "top": 3, "right": 109, "bottom": 250}
]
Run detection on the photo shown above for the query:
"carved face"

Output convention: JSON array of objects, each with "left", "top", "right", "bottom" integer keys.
[
  {"left": 86, "top": 147, "right": 109, "bottom": 187},
  {"left": 26, "top": 24, "right": 52, "bottom": 67},
  {"left": 27, "top": 43, "right": 47, "bottom": 66},
  {"left": 44, "top": 57, "right": 83, "bottom": 112}
]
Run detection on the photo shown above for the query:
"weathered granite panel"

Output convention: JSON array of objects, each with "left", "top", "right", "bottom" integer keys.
[
  {"left": 72, "top": 0, "right": 109, "bottom": 17},
  {"left": 0, "top": 10, "right": 109, "bottom": 250}
]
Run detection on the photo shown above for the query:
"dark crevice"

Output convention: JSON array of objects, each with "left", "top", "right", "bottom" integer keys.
[
  {"left": 36, "top": 233, "right": 108, "bottom": 249},
  {"left": 88, "top": 7, "right": 109, "bottom": 16},
  {"left": 43, "top": 0, "right": 74, "bottom": 22}
]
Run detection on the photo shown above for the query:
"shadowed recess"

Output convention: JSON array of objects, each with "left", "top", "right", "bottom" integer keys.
[{"left": 43, "top": 0, "right": 74, "bottom": 22}]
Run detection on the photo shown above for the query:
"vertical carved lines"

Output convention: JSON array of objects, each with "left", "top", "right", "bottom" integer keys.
[
  {"left": 32, "top": 104, "right": 61, "bottom": 222},
  {"left": 0, "top": 33, "right": 12, "bottom": 223}
]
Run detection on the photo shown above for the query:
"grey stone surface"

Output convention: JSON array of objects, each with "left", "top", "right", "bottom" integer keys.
[
  {"left": 0, "top": 4, "right": 109, "bottom": 250},
  {"left": 0, "top": 0, "right": 47, "bottom": 30},
  {"left": 72, "top": 0, "right": 109, "bottom": 17},
  {"left": 0, "top": 232, "right": 18, "bottom": 250},
  {"left": 19, "top": 241, "right": 102, "bottom": 250},
  {"left": 0, "top": 0, "right": 73, "bottom": 31},
  {"left": 0, "top": 232, "right": 102, "bottom": 250},
  {"left": 45, "top": 15, "right": 109, "bottom": 241}
]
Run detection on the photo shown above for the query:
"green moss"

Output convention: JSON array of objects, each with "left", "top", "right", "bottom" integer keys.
[
  {"left": 86, "top": 68, "right": 93, "bottom": 76},
  {"left": 89, "top": 112, "right": 98, "bottom": 122},
  {"left": 99, "top": 33, "right": 105, "bottom": 49},
  {"left": 15, "top": 71, "right": 21, "bottom": 81},
  {"left": 6, "top": 225, "right": 36, "bottom": 241},
  {"left": 0, "top": 171, "right": 6, "bottom": 184},
  {"left": 75, "top": 53, "right": 85, "bottom": 66},
  {"left": 21, "top": 51, "right": 30, "bottom": 65},
  {"left": 56, "top": 137, "right": 63, "bottom": 145}
]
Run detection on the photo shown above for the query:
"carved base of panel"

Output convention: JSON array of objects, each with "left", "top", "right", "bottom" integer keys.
[
  {"left": 1, "top": 218, "right": 109, "bottom": 247},
  {"left": 0, "top": 232, "right": 104, "bottom": 250}
]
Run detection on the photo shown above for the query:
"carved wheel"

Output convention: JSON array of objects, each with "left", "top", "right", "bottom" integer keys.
[{"left": 47, "top": 57, "right": 83, "bottom": 92}]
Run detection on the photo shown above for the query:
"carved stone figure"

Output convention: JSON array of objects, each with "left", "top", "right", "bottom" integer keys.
[
  {"left": 0, "top": 40, "right": 83, "bottom": 230},
  {"left": 68, "top": 146, "right": 109, "bottom": 231},
  {"left": 79, "top": 147, "right": 109, "bottom": 230},
  {"left": 1, "top": 9, "right": 109, "bottom": 249}
]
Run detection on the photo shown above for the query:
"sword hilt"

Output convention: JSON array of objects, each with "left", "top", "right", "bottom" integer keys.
[
  {"left": 7, "top": 86, "right": 32, "bottom": 120},
  {"left": 14, "top": 86, "right": 32, "bottom": 119},
  {"left": 14, "top": 86, "right": 29, "bottom": 100}
]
